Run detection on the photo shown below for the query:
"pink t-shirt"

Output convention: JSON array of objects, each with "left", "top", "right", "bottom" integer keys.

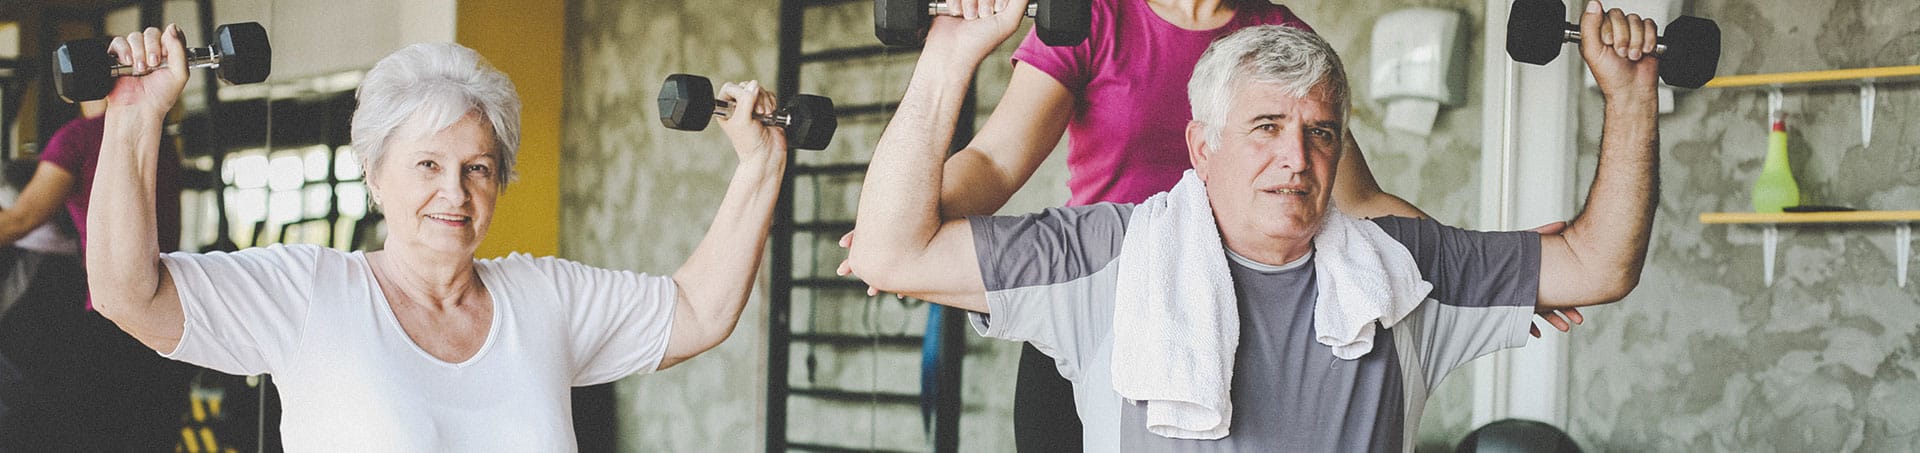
[
  {"left": 41, "top": 114, "right": 183, "bottom": 308},
  {"left": 1012, "top": 0, "right": 1313, "bottom": 206}
]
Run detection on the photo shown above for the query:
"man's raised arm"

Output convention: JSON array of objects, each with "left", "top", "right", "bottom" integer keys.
[
  {"left": 1538, "top": 2, "right": 1664, "bottom": 309},
  {"left": 843, "top": 1, "right": 1036, "bottom": 312}
]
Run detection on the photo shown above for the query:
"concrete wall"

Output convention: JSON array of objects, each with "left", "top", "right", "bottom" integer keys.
[
  {"left": 563, "top": 0, "right": 778, "bottom": 450},
  {"left": 1565, "top": 1, "right": 1920, "bottom": 450}
]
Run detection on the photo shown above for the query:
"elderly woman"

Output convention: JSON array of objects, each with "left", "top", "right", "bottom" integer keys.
[{"left": 89, "top": 26, "right": 785, "bottom": 450}]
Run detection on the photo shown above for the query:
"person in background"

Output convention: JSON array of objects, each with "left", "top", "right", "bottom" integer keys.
[{"left": 0, "top": 94, "right": 195, "bottom": 450}]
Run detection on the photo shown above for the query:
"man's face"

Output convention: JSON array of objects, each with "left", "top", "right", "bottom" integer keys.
[{"left": 1189, "top": 81, "right": 1343, "bottom": 255}]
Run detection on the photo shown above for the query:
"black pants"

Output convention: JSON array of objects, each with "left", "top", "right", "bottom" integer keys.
[
  {"left": 1014, "top": 342, "right": 1082, "bottom": 452},
  {"left": 0, "top": 254, "right": 196, "bottom": 452}
]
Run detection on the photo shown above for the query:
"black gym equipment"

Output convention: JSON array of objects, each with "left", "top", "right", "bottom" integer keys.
[
  {"left": 657, "top": 73, "right": 838, "bottom": 151},
  {"left": 875, "top": 0, "right": 1090, "bottom": 47},
  {"left": 52, "top": 22, "right": 272, "bottom": 103},
  {"left": 1457, "top": 419, "right": 1582, "bottom": 453},
  {"left": 1505, "top": 0, "right": 1720, "bottom": 88}
]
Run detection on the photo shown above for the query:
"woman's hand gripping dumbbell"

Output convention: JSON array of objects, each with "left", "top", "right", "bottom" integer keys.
[
  {"left": 53, "top": 22, "right": 271, "bottom": 102},
  {"left": 657, "top": 74, "right": 837, "bottom": 151}
]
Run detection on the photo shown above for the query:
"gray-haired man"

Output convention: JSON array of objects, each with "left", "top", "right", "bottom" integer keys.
[{"left": 845, "top": 1, "right": 1663, "bottom": 450}]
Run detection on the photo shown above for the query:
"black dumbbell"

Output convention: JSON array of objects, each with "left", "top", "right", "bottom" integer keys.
[
  {"left": 1505, "top": 0, "right": 1719, "bottom": 88},
  {"left": 657, "top": 74, "right": 838, "bottom": 151},
  {"left": 875, "top": 0, "right": 1090, "bottom": 47},
  {"left": 53, "top": 22, "right": 272, "bottom": 103}
]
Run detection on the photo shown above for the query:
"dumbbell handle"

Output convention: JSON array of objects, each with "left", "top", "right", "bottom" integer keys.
[
  {"left": 105, "top": 45, "right": 225, "bottom": 77},
  {"left": 710, "top": 99, "right": 795, "bottom": 128},
  {"left": 1560, "top": 25, "right": 1670, "bottom": 57},
  {"left": 929, "top": 1, "right": 1039, "bottom": 17}
]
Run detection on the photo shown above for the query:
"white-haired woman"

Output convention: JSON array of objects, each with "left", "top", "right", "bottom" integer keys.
[{"left": 89, "top": 26, "right": 785, "bottom": 450}]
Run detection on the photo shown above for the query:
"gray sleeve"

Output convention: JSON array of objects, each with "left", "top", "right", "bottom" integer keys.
[
  {"left": 1370, "top": 216, "right": 1540, "bottom": 382},
  {"left": 967, "top": 203, "right": 1132, "bottom": 291},
  {"left": 964, "top": 203, "right": 1132, "bottom": 381},
  {"left": 1370, "top": 216, "right": 1540, "bottom": 310}
]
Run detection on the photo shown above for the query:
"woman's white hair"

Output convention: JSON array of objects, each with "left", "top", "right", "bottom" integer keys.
[
  {"left": 350, "top": 42, "right": 521, "bottom": 186},
  {"left": 1187, "top": 25, "right": 1350, "bottom": 149}
]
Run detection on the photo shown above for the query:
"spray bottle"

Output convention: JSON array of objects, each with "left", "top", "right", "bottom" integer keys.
[{"left": 1751, "top": 111, "right": 1801, "bottom": 213}]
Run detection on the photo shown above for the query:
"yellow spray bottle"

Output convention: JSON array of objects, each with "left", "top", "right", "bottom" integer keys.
[{"left": 1751, "top": 112, "right": 1800, "bottom": 213}]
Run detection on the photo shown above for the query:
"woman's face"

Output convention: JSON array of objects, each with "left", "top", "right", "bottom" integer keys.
[{"left": 367, "top": 113, "right": 500, "bottom": 259}]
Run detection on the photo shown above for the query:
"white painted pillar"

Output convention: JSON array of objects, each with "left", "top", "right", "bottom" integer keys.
[{"left": 1474, "top": 0, "right": 1580, "bottom": 429}]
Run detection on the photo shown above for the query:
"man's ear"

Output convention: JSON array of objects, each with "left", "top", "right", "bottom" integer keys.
[{"left": 1186, "top": 121, "right": 1211, "bottom": 176}]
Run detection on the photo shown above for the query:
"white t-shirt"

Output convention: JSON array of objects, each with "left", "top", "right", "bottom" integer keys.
[{"left": 159, "top": 244, "right": 676, "bottom": 452}]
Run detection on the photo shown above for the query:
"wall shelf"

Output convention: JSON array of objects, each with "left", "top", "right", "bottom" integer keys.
[
  {"left": 1701, "top": 65, "right": 1920, "bottom": 148},
  {"left": 1703, "top": 65, "right": 1920, "bottom": 89},
  {"left": 1698, "top": 211, "right": 1920, "bottom": 287},
  {"left": 1699, "top": 211, "right": 1920, "bottom": 224},
  {"left": 1697, "top": 67, "right": 1919, "bottom": 288}
]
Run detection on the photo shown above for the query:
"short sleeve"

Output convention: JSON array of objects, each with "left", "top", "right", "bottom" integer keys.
[
  {"left": 39, "top": 118, "right": 98, "bottom": 176},
  {"left": 965, "top": 203, "right": 1131, "bottom": 380},
  {"left": 1370, "top": 217, "right": 1540, "bottom": 380},
  {"left": 523, "top": 257, "right": 677, "bottom": 386},
  {"left": 160, "top": 244, "right": 327, "bottom": 376},
  {"left": 1010, "top": 22, "right": 1095, "bottom": 93}
]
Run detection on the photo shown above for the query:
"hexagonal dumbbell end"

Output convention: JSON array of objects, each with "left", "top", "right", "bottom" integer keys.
[
  {"left": 1505, "top": 0, "right": 1568, "bottom": 66},
  {"left": 1033, "top": 0, "right": 1090, "bottom": 46},
  {"left": 53, "top": 38, "right": 116, "bottom": 103},
  {"left": 782, "top": 94, "right": 837, "bottom": 151},
  {"left": 874, "top": 0, "right": 933, "bottom": 47},
  {"left": 214, "top": 22, "right": 272, "bottom": 85},
  {"left": 1657, "top": 15, "right": 1721, "bottom": 89},
  {"left": 658, "top": 73, "right": 717, "bottom": 131}
]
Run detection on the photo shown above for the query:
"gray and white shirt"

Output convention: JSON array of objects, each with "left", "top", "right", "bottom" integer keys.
[{"left": 967, "top": 203, "right": 1540, "bottom": 452}]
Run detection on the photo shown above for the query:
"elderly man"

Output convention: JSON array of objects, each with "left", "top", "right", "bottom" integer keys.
[{"left": 845, "top": 1, "right": 1661, "bottom": 451}]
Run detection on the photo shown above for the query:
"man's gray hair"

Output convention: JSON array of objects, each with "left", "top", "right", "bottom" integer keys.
[
  {"left": 1188, "top": 25, "right": 1350, "bottom": 148},
  {"left": 351, "top": 42, "right": 521, "bottom": 186}
]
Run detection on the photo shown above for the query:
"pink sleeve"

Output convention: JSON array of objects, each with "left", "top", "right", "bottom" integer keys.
[
  {"left": 39, "top": 122, "right": 90, "bottom": 174},
  {"left": 1010, "top": 25, "right": 1094, "bottom": 93}
]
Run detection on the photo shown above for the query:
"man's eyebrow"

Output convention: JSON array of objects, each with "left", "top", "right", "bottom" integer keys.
[
  {"left": 1248, "top": 113, "right": 1287, "bottom": 123},
  {"left": 1310, "top": 120, "right": 1343, "bottom": 130}
]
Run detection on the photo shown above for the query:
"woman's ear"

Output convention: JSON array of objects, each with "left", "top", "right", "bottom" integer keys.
[{"left": 363, "top": 174, "right": 382, "bottom": 208}]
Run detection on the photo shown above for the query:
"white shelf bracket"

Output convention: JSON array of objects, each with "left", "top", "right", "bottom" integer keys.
[
  {"left": 1763, "top": 226, "right": 1779, "bottom": 287},
  {"left": 1860, "top": 82, "right": 1877, "bottom": 148},
  {"left": 1768, "top": 88, "right": 1784, "bottom": 120},
  {"left": 1899, "top": 224, "right": 1911, "bottom": 288}
]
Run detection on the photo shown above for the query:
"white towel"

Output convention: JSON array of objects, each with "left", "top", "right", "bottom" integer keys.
[
  {"left": 1312, "top": 205, "right": 1432, "bottom": 360},
  {"left": 1112, "top": 170, "right": 1239, "bottom": 440},
  {"left": 1110, "top": 170, "right": 1431, "bottom": 440}
]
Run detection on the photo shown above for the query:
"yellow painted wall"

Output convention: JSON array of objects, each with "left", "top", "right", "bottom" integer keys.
[{"left": 458, "top": 1, "right": 561, "bottom": 258}]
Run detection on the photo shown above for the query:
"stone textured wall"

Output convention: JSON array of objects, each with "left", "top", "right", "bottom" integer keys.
[
  {"left": 563, "top": 0, "right": 780, "bottom": 451},
  {"left": 1565, "top": 1, "right": 1920, "bottom": 450}
]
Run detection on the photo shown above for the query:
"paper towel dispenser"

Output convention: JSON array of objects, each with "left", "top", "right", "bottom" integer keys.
[{"left": 1369, "top": 7, "right": 1468, "bottom": 136}]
